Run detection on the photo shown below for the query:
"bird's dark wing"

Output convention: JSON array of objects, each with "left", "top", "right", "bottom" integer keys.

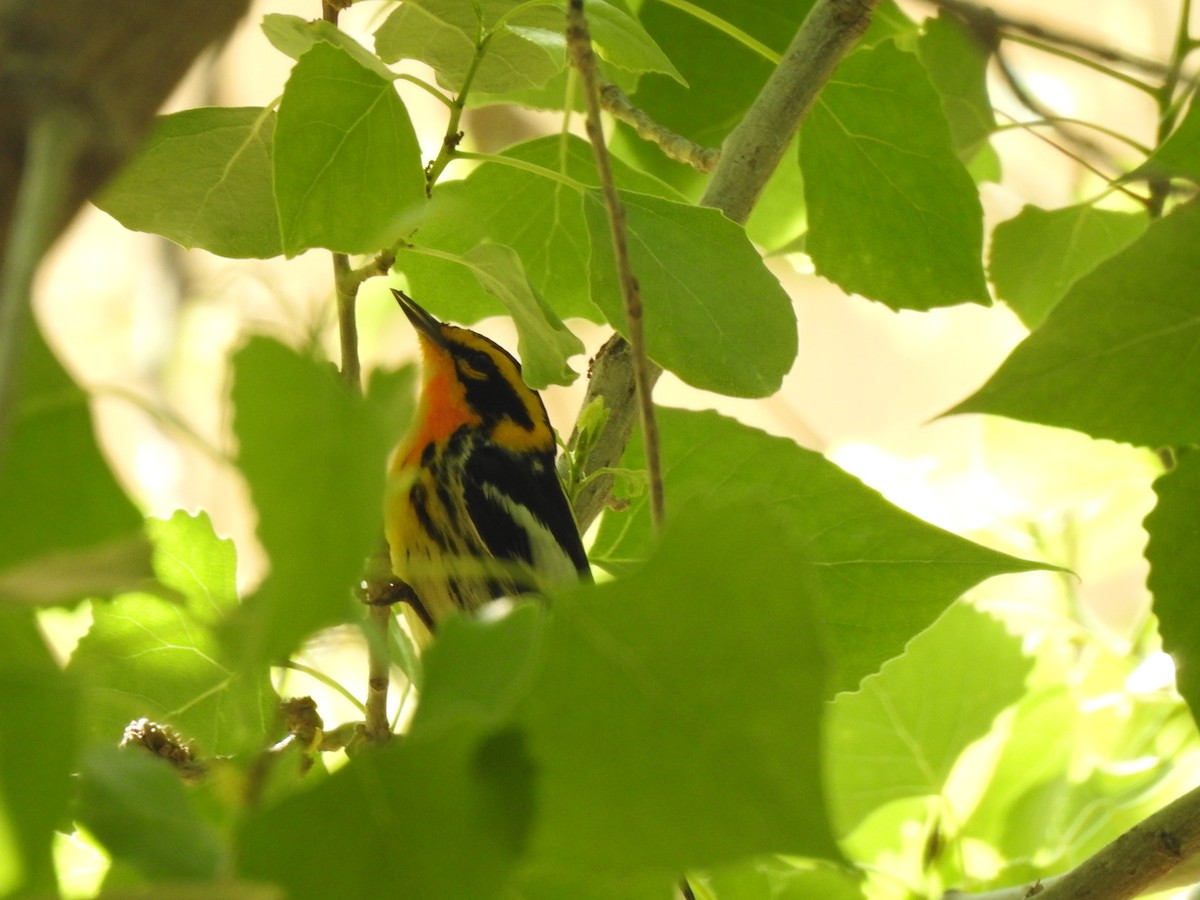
[{"left": 461, "top": 444, "right": 591, "bottom": 580}]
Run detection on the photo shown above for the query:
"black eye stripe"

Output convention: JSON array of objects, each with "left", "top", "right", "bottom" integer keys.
[{"left": 456, "top": 347, "right": 496, "bottom": 378}]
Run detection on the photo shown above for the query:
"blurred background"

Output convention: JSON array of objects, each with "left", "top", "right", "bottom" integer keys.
[
  {"left": 34, "top": 1, "right": 1196, "bottom": 895},
  {"left": 36, "top": 0, "right": 1169, "bottom": 614}
]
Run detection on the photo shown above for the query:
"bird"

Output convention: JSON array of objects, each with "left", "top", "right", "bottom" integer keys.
[{"left": 384, "top": 289, "right": 590, "bottom": 629}]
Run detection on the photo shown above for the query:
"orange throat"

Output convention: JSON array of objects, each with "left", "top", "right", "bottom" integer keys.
[{"left": 396, "top": 338, "right": 481, "bottom": 470}]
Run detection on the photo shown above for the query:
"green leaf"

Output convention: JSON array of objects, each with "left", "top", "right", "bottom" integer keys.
[
  {"left": 916, "top": 12, "right": 997, "bottom": 165},
  {"left": 68, "top": 512, "right": 275, "bottom": 756},
  {"left": 96, "top": 107, "right": 281, "bottom": 259},
  {"left": 514, "top": 867, "right": 675, "bottom": 900},
  {"left": 586, "top": 0, "right": 684, "bottom": 83},
  {"left": 952, "top": 198, "right": 1200, "bottom": 446},
  {"left": 238, "top": 717, "right": 533, "bottom": 900},
  {"left": 397, "top": 134, "right": 678, "bottom": 323},
  {"left": 989, "top": 203, "right": 1148, "bottom": 328},
  {"left": 75, "top": 747, "right": 223, "bottom": 881},
  {"left": 222, "top": 338, "right": 415, "bottom": 669},
  {"left": 261, "top": 13, "right": 395, "bottom": 79},
  {"left": 959, "top": 686, "right": 1079, "bottom": 859},
  {"left": 410, "top": 504, "right": 839, "bottom": 877},
  {"left": 826, "top": 603, "right": 1032, "bottom": 834},
  {"left": 519, "top": 501, "right": 838, "bottom": 871},
  {"left": 0, "top": 324, "right": 150, "bottom": 605},
  {"left": 802, "top": 41, "right": 988, "bottom": 309},
  {"left": 461, "top": 242, "right": 585, "bottom": 388},
  {"left": 584, "top": 191, "right": 797, "bottom": 397},
  {"left": 592, "top": 409, "right": 1048, "bottom": 694},
  {"left": 0, "top": 607, "right": 78, "bottom": 895},
  {"left": 1134, "top": 93, "right": 1200, "bottom": 182},
  {"left": 1146, "top": 451, "right": 1200, "bottom": 723},
  {"left": 375, "top": 0, "right": 562, "bottom": 95},
  {"left": 274, "top": 41, "right": 424, "bottom": 255}
]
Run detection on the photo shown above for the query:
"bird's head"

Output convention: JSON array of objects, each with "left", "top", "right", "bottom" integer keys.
[{"left": 392, "top": 289, "right": 555, "bottom": 464}]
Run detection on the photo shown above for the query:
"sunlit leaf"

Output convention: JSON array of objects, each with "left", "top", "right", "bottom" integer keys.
[
  {"left": 397, "top": 134, "right": 677, "bottom": 323},
  {"left": 585, "top": 192, "right": 797, "bottom": 397},
  {"left": 953, "top": 198, "right": 1200, "bottom": 446},
  {"left": 990, "top": 203, "right": 1147, "bottom": 328},
  {"left": 262, "top": 13, "right": 394, "bottom": 78},
  {"left": 275, "top": 41, "right": 424, "bottom": 255},
  {"left": 69, "top": 512, "right": 275, "bottom": 756},
  {"left": 593, "top": 409, "right": 1048, "bottom": 693},
  {"left": 375, "top": 0, "right": 562, "bottom": 95},
  {"left": 518, "top": 501, "right": 838, "bottom": 871},
  {"left": 1134, "top": 93, "right": 1200, "bottom": 182},
  {"left": 1146, "top": 451, "right": 1200, "bottom": 723},
  {"left": 461, "top": 242, "right": 585, "bottom": 388},
  {"left": 827, "top": 603, "right": 1031, "bottom": 833},
  {"left": 96, "top": 107, "right": 281, "bottom": 258},
  {"left": 222, "top": 338, "right": 414, "bottom": 670},
  {"left": 917, "top": 11, "right": 997, "bottom": 168},
  {"left": 586, "top": 0, "right": 684, "bottom": 83},
  {"left": 238, "top": 703, "right": 533, "bottom": 899},
  {"left": 803, "top": 40, "right": 988, "bottom": 309}
]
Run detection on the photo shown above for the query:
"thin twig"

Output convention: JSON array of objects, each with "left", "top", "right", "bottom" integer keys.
[
  {"left": 281, "top": 660, "right": 368, "bottom": 715},
  {"left": 322, "top": 0, "right": 394, "bottom": 745},
  {"left": 333, "top": 252, "right": 361, "bottom": 389},
  {"left": 364, "top": 603, "right": 394, "bottom": 742},
  {"left": 921, "top": 0, "right": 1183, "bottom": 80},
  {"left": 424, "top": 31, "right": 489, "bottom": 192},
  {"left": 1149, "top": 0, "right": 1196, "bottom": 217},
  {"left": 567, "top": 0, "right": 665, "bottom": 532},
  {"left": 597, "top": 79, "right": 720, "bottom": 173}
]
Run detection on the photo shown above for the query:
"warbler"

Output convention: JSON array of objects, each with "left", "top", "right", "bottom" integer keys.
[{"left": 385, "top": 289, "right": 590, "bottom": 628}]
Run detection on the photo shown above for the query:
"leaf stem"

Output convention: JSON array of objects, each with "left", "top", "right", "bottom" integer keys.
[
  {"left": 991, "top": 118, "right": 1153, "bottom": 156},
  {"left": 394, "top": 73, "right": 454, "bottom": 108},
  {"left": 281, "top": 660, "right": 369, "bottom": 715},
  {"left": 1149, "top": 0, "right": 1197, "bottom": 217},
  {"left": 567, "top": 0, "right": 665, "bottom": 533},
  {"left": 452, "top": 150, "right": 589, "bottom": 190}
]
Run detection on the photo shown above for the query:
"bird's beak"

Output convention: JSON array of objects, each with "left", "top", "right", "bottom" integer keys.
[{"left": 392, "top": 289, "right": 445, "bottom": 347}]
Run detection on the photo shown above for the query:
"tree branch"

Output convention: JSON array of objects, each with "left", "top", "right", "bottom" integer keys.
[
  {"left": 701, "top": 0, "right": 879, "bottom": 223},
  {"left": 945, "top": 781, "right": 1200, "bottom": 900},
  {"left": 597, "top": 78, "right": 720, "bottom": 173},
  {"left": 0, "top": 0, "right": 250, "bottom": 474}
]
